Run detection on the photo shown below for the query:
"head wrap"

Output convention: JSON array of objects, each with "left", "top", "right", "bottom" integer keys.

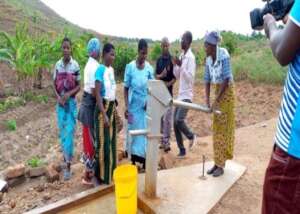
[
  {"left": 87, "top": 38, "right": 101, "bottom": 58},
  {"left": 205, "top": 31, "right": 221, "bottom": 46}
]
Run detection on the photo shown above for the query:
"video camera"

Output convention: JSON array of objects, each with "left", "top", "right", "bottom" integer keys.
[{"left": 250, "top": 0, "right": 294, "bottom": 30}]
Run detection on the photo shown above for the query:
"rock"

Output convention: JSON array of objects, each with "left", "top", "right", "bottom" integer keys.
[
  {"left": 7, "top": 175, "right": 26, "bottom": 188},
  {"left": 159, "top": 153, "right": 176, "bottom": 170},
  {"left": 43, "top": 193, "right": 51, "bottom": 201},
  {"left": 9, "top": 200, "right": 16, "bottom": 209},
  {"left": 49, "top": 163, "right": 62, "bottom": 173},
  {"left": 35, "top": 184, "right": 44, "bottom": 192},
  {"left": 4, "top": 164, "right": 25, "bottom": 180},
  {"left": 27, "top": 166, "right": 46, "bottom": 178},
  {"left": 0, "top": 192, "right": 3, "bottom": 202},
  {"left": 45, "top": 166, "right": 59, "bottom": 183}
]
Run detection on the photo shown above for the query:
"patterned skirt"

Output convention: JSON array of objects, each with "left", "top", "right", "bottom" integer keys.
[
  {"left": 212, "top": 84, "right": 235, "bottom": 167},
  {"left": 94, "top": 101, "right": 117, "bottom": 184}
]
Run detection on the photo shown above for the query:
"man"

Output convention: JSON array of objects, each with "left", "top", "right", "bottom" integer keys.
[
  {"left": 262, "top": 1, "right": 300, "bottom": 213},
  {"left": 173, "top": 31, "right": 197, "bottom": 158},
  {"left": 155, "top": 37, "right": 176, "bottom": 153}
]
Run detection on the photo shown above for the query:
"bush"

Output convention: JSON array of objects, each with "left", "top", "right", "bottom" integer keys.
[
  {"left": 150, "top": 43, "right": 161, "bottom": 62},
  {"left": 113, "top": 43, "right": 136, "bottom": 81},
  {"left": 5, "top": 119, "right": 17, "bottom": 131},
  {"left": 27, "top": 157, "right": 44, "bottom": 168},
  {"left": 195, "top": 47, "right": 206, "bottom": 66},
  {"left": 232, "top": 48, "right": 287, "bottom": 84},
  {"left": 221, "top": 31, "right": 238, "bottom": 55}
]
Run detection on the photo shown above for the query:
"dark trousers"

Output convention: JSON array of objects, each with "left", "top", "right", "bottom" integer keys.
[
  {"left": 262, "top": 145, "right": 300, "bottom": 214},
  {"left": 173, "top": 99, "right": 194, "bottom": 152}
]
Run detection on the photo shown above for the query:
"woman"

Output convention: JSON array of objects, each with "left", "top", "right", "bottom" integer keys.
[
  {"left": 53, "top": 37, "right": 81, "bottom": 180},
  {"left": 124, "top": 39, "right": 154, "bottom": 170},
  {"left": 204, "top": 31, "right": 235, "bottom": 177},
  {"left": 77, "top": 38, "right": 101, "bottom": 185},
  {"left": 94, "top": 43, "right": 117, "bottom": 184}
]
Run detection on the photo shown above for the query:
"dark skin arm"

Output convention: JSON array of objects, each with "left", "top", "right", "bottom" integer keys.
[
  {"left": 124, "top": 87, "right": 129, "bottom": 119},
  {"left": 264, "top": 14, "right": 300, "bottom": 66},
  {"left": 53, "top": 80, "right": 64, "bottom": 106},
  {"left": 156, "top": 68, "right": 167, "bottom": 79},
  {"left": 166, "top": 78, "right": 176, "bottom": 87},
  {"left": 95, "top": 81, "right": 109, "bottom": 128},
  {"left": 212, "top": 78, "right": 229, "bottom": 110},
  {"left": 62, "top": 82, "right": 80, "bottom": 103}
]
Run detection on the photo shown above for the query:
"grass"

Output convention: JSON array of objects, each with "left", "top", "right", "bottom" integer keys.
[
  {"left": 5, "top": 119, "right": 16, "bottom": 131},
  {"left": 27, "top": 156, "right": 44, "bottom": 168},
  {"left": 195, "top": 39, "right": 287, "bottom": 85},
  {"left": 0, "top": 97, "right": 26, "bottom": 113},
  {"left": 0, "top": 91, "right": 49, "bottom": 113},
  {"left": 232, "top": 48, "right": 287, "bottom": 85}
]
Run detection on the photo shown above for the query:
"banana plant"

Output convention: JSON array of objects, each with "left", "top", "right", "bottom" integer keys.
[{"left": 0, "top": 24, "right": 37, "bottom": 80}]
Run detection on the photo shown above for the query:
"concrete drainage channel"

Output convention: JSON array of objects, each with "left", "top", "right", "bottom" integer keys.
[{"left": 24, "top": 185, "right": 154, "bottom": 214}]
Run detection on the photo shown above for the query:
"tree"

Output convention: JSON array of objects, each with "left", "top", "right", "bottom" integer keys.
[{"left": 221, "top": 31, "right": 238, "bottom": 55}]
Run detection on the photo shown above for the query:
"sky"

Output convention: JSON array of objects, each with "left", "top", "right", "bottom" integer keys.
[{"left": 41, "top": 0, "right": 265, "bottom": 41}]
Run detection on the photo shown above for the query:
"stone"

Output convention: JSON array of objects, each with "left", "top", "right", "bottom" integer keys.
[
  {"left": 49, "top": 162, "right": 62, "bottom": 173},
  {"left": 45, "top": 166, "right": 59, "bottom": 183},
  {"left": 7, "top": 175, "right": 26, "bottom": 188},
  {"left": 35, "top": 184, "right": 45, "bottom": 192},
  {"left": 9, "top": 200, "right": 16, "bottom": 209},
  {"left": 159, "top": 153, "right": 175, "bottom": 169},
  {"left": 4, "top": 164, "right": 25, "bottom": 180},
  {"left": 0, "top": 192, "right": 3, "bottom": 202},
  {"left": 27, "top": 166, "right": 46, "bottom": 178},
  {"left": 43, "top": 193, "right": 51, "bottom": 201}
]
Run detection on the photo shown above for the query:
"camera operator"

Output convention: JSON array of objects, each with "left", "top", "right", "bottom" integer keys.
[{"left": 262, "top": 0, "right": 300, "bottom": 213}]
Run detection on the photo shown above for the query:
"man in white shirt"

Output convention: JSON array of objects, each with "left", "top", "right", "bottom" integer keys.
[{"left": 173, "top": 31, "right": 197, "bottom": 158}]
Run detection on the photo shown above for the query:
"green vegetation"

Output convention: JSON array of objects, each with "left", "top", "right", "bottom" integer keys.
[
  {"left": 195, "top": 32, "right": 287, "bottom": 85},
  {"left": 0, "top": 0, "right": 288, "bottom": 87},
  {"left": 27, "top": 156, "right": 44, "bottom": 168},
  {"left": 5, "top": 119, "right": 17, "bottom": 131},
  {"left": 113, "top": 43, "right": 136, "bottom": 81},
  {"left": 232, "top": 47, "right": 287, "bottom": 85},
  {"left": 0, "top": 92, "right": 49, "bottom": 113}
]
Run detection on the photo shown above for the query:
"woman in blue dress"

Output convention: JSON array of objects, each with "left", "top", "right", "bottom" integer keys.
[{"left": 124, "top": 39, "right": 154, "bottom": 169}]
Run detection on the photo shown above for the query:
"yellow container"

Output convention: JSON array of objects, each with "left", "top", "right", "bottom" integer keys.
[{"left": 113, "top": 164, "right": 138, "bottom": 214}]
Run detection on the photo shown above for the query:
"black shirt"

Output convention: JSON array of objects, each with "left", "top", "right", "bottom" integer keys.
[{"left": 155, "top": 54, "right": 175, "bottom": 96}]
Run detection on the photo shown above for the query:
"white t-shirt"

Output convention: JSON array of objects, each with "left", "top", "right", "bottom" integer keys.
[
  {"left": 83, "top": 57, "right": 99, "bottom": 94},
  {"left": 103, "top": 66, "right": 116, "bottom": 101}
]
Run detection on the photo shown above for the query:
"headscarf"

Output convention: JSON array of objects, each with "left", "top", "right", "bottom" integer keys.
[
  {"left": 87, "top": 38, "right": 101, "bottom": 58},
  {"left": 204, "top": 31, "right": 222, "bottom": 46}
]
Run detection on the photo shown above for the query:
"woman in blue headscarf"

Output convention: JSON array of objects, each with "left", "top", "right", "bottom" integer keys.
[{"left": 78, "top": 38, "right": 101, "bottom": 185}]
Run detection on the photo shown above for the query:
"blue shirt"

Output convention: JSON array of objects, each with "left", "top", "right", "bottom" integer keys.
[
  {"left": 204, "top": 47, "right": 233, "bottom": 84},
  {"left": 275, "top": 0, "right": 300, "bottom": 158}
]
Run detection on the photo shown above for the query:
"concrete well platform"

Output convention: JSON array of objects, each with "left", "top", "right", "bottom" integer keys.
[{"left": 138, "top": 160, "right": 246, "bottom": 214}]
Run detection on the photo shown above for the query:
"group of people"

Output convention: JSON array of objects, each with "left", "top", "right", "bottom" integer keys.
[
  {"left": 52, "top": 0, "right": 300, "bottom": 211},
  {"left": 52, "top": 30, "right": 236, "bottom": 186}
]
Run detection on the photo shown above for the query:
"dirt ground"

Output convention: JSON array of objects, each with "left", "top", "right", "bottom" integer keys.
[{"left": 0, "top": 74, "right": 283, "bottom": 213}]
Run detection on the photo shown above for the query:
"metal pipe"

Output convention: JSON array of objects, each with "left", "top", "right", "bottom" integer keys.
[
  {"left": 172, "top": 100, "right": 221, "bottom": 114},
  {"left": 129, "top": 129, "right": 148, "bottom": 136}
]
